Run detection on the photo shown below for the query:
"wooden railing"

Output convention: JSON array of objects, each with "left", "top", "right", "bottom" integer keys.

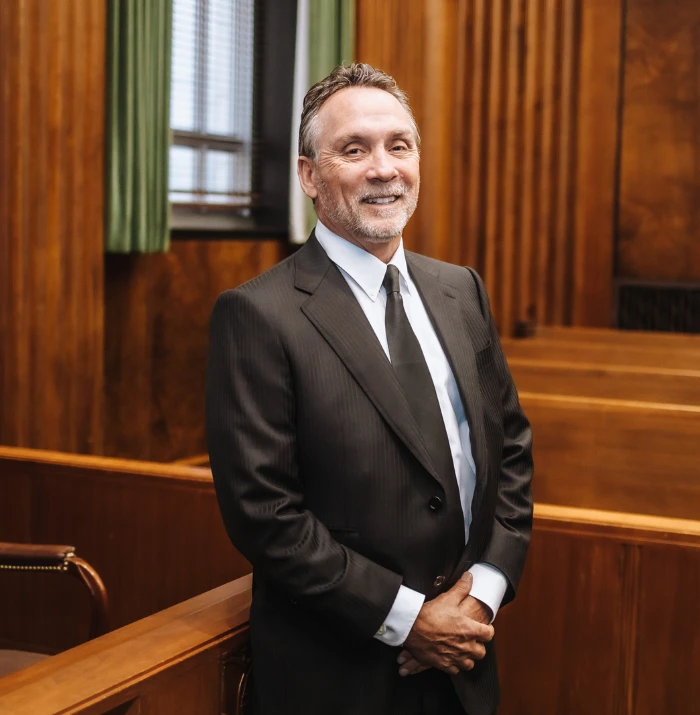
[
  {"left": 0, "top": 576, "right": 253, "bottom": 715},
  {"left": 1, "top": 506, "right": 699, "bottom": 714}
]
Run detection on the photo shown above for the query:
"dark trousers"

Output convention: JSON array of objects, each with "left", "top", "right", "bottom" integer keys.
[{"left": 390, "top": 669, "right": 466, "bottom": 715}]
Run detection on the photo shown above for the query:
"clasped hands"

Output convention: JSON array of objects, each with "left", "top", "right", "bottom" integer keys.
[{"left": 397, "top": 571, "right": 494, "bottom": 677}]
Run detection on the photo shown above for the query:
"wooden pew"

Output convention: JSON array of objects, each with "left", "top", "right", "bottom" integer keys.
[
  {"left": 534, "top": 325, "right": 700, "bottom": 350},
  {"left": 0, "top": 575, "right": 253, "bottom": 714},
  {"left": 1, "top": 506, "right": 698, "bottom": 715},
  {"left": 519, "top": 393, "right": 700, "bottom": 519},
  {"left": 503, "top": 336, "right": 700, "bottom": 370},
  {"left": 508, "top": 359, "right": 700, "bottom": 405},
  {"left": 0, "top": 447, "right": 248, "bottom": 654}
]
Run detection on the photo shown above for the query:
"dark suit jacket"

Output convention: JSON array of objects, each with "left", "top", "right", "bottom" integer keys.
[{"left": 206, "top": 233, "right": 534, "bottom": 715}]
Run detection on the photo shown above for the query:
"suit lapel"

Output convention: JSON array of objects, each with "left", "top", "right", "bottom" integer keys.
[
  {"left": 295, "top": 236, "right": 443, "bottom": 488},
  {"left": 406, "top": 254, "right": 490, "bottom": 503}
]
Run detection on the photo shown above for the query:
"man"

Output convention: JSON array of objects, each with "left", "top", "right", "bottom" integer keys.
[{"left": 206, "top": 63, "right": 533, "bottom": 715}]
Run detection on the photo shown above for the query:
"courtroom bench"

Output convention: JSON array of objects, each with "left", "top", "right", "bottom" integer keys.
[
  {"left": 519, "top": 392, "right": 700, "bottom": 519},
  {"left": 0, "top": 447, "right": 248, "bottom": 655},
  {"left": 1, "top": 506, "right": 699, "bottom": 715}
]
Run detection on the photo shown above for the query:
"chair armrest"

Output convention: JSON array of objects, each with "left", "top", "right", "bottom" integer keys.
[{"left": 0, "top": 542, "right": 75, "bottom": 568}]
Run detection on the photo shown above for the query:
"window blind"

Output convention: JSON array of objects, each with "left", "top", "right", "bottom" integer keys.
[{"left": 169, "top": 0, "right": 255, "bottom": 210}]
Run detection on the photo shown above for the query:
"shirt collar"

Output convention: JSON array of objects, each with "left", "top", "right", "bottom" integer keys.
[{"left": 314, "top": 220, "right": 412, "bottom": 302}]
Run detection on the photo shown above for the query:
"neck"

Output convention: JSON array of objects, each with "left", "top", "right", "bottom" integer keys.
[{"left": 316, "top": 216, "right": 402, "bottom": 263}]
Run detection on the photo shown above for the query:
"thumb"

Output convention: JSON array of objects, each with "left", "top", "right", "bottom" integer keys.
[{"left": 444, "top": 571, "right": 473, "bottom": 604}]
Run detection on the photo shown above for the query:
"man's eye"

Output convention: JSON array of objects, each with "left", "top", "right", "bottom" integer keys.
[
  {"left": 392, "top": 145, "right": 407, "bottom": 152},
  {"left": 346, "top": 148, "right": 361, "bottom": 155}
]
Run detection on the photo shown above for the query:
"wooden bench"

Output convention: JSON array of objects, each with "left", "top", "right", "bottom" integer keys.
[
  {"left": 508, "top": 358, "right": 700, "bottom": 405},
  {"left": 503, "top": 336, "right": 700, "bottom": 370},
  {"left": 533, "top": 325, "right": 700, "bottom": 350},
  {"left": 519, "top": 393, "right": 700, "bottom": 519},
  {"left": 1, "top": 506, "right": 698, "bottom": 715},
  {"left": 0, "top": 447, "right": 248, "bottom": 654}
]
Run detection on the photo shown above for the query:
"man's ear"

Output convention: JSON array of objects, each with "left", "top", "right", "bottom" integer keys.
[{"left": 297, "top": 156, "right": 319, "bottom": 200}]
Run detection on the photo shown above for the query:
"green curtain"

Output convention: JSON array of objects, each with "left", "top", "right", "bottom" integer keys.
[
  {"left": 298, "top": 0, "right": 354, "bottom": 238},
  {"left": 308, "top": 0, "right": 355, "bottom": 86},
  {"left": 105, "top": 0, "right": 172, "bottom": 253}
]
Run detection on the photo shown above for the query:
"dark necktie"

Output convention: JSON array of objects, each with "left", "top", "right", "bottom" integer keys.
[{"left": 383, "top": 265, "right": 456, "bottom": 484}]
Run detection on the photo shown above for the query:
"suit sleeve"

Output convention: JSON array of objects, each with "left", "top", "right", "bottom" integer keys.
[
  {"left": 466, "top": 268, "right": 534, "bottom": 606},
  {"left": 205, "top": 288, "right": 403, "bottom": 641}
]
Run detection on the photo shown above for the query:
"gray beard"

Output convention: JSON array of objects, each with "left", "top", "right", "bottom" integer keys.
[{"left": 315, "top": 180, "right": 419, "bottom": 243}]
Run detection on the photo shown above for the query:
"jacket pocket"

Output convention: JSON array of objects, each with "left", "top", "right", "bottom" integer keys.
[{"left": 475, "top": 340, "right": 495, "bottom": 370}]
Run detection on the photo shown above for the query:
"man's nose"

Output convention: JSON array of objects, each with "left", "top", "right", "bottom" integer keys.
[{"left": 366, "top": 150, "right": 399, "bottom": 182}]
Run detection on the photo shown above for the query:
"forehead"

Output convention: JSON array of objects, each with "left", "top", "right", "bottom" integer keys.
[{"left": 314, "top": 86, "right": 415, "bottom": 144}]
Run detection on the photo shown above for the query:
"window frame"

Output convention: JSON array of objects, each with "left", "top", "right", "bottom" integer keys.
[{"left": 170, "top": 0, "right": 296, "bottom": 239}]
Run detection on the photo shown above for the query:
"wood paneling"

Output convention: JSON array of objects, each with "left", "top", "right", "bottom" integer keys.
[
  {"left": 498, "top": 504, "right": 700, "bottom": 715},
  {"left": 3, "top": 507, "right": 700, "bottom": 715},
  {"left": 103, "top": 240, "right": 284, "bottom": 462},
  {"left": 356, "top": 0, "right": 624, "bottom": 334},
  {"left": 618, "top": 0, "right": 700, "bottom": 283},
  {"left": 520, "top": 393, "right": 700, "bottom": 520},
  {"left": 0, "top": 0, "right": 106, "bottom": 453},
  {"left": 0, "top": 448, "right": 250, "bottom": 654}
]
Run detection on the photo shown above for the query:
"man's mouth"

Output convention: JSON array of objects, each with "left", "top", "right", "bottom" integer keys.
[{"left": 362, "top": 195, "right": 400, "bottom": 205}]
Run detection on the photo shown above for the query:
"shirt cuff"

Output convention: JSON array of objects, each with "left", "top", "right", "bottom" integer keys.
[
  {"left": 468, "top": 562, "right": 508, "bottom": 622},
  {"left": 374, "top": 585, "right": 425, "bottom": 646}
]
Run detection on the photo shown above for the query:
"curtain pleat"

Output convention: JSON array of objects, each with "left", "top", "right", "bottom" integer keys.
[
  {"left": 290, "top": 0, "right": 355, "bottom": 244},
  {"left": 105, "top": 0, "right": 172, "bottom": 253}
]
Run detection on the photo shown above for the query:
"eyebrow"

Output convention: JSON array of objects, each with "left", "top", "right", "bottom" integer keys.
[{"left": 334, "top": 130, "right": 416, "bottom": 148}]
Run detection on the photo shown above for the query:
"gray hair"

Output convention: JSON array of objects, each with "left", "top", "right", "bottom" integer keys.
[{"left": 298, "top": 63, "right": 420, "bottom": 160}]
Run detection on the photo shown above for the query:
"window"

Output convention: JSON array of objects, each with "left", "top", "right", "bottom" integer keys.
[{"left": 169, "top": 0, "right": 256, "bottom": 219}]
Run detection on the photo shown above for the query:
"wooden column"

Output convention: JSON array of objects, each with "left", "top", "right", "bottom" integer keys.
[{"left": 0, "top": 0, "right": 106, "bottom": 453}]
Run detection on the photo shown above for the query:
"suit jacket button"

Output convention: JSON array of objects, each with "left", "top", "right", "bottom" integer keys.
[
  {"left": 433, "top": 575, "right": 446, "bottom": 588},
  {"left": 428, "top": 496, "right": 443, "bottom": 512}
]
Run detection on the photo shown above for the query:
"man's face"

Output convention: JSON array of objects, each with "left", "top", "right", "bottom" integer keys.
[{"left": 299, "top": 87, "right": 420, "bottom": 245}]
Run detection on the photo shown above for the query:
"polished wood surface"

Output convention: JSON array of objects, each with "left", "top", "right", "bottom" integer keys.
[
  {"left": 0, "top": 576, "right": 253, "bottom": 715},
  {"left": 520, "top": 393, "right": 700, "bottom": 519},
  {"left": 533, "top": 325, "right": 700, "bottom": 349},
  {"left": 356, "top": 0, "right": 624, "bottom": 333},
  {"left": 0, "top": 0, "right": 106, "bottom": 453},
  {"left": 503, "top": 337, "right": 700, "bottom": 370},
  {"left": 0, "top": 447, "right": 249, "bottom": 654},
  {"left": 618, "top": 0, "right": 700, "bottom": 282},
  {"left": 509, "top": 359, "right": 700, "bottom": 405},
  {"left": 499, "top": 504, "right": 700, "bottom": 715},
  {"left": 2, "top": 507, "right": 699, "bottom": 714},
  {"left": 103, "top": 240, "right": 284, "bottom": 462}
]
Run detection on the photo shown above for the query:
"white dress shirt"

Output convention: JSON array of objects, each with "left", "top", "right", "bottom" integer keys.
[{"left": 315, "top": 221, "right": 507, "bottom": 646}]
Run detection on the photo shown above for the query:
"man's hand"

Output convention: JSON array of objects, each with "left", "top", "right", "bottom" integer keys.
[{"left": 398, "top": 572, "right": 494, "bottom": 677}]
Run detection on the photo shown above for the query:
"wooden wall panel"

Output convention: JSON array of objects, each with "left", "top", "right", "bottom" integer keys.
[
  {"left": 617, "top": 0, "right": 700, "bottom": 283},
  {"left": 0, "top": 0, "right": 106, "bottom": 453},
  {"left": 0, "top": 448, "right": 250, "bottom": 654},
  {"left": 103, "top": 240, "right": 284, "bottom": 462},
  {"left": 356, "top": 0, "right": 624, "bottom": 334}
]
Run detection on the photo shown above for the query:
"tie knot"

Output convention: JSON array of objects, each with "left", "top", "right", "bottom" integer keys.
[{"left": 383, "top": 264, "right": 401, "bottom": 295}]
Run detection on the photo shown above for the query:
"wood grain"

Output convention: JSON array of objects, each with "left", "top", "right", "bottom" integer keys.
[
  {"left": 618, "top": 0, "right": 700, "bottom": 282},
  {"left": 356, "top": 0, "right": 623, "bottom": 334},
  {"left": 3, "top": 506, "right": 700, "bottom": 714},
  {"left": 0, "top": 576, "right": 252, "bottom": 715},
  {"left": 103, "top": 239, "right": 284, "bottom": 462},
  {"left": 520, "top": 393, "right": 700, "bottom": 520},
  {"left": 0, "top": 448, "right": 250, "bottom": 654},
  {"left": 0, "top": 0, "right": 106, "bottom": 454}
]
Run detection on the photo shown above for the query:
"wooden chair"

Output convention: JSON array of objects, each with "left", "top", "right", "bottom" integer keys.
[{"left": 0, "top": 542, "right": 109, "bottom": 679}]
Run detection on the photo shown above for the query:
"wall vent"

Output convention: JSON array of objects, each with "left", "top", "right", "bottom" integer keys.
[{"left": 616, "top": 282, "right": 700, "bottom": 334}]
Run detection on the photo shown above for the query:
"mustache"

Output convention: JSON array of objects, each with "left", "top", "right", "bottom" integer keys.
[{"left": 356, "top": 185, "right": 408, "bottom": 201}]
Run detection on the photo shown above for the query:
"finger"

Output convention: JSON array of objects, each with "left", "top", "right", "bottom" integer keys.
[
  {"left": 398, "top": 658, "right": 430, "bottom": 676},
  {"left": 397, "top": 648, "right": 411, "bottom": 666},
  {"left": 468, "top": 620, "right": 495, "bottom": 642},
  {"left": 460, "top": 657, "right": 475, "bottom": 671},
  {"left": 468, "top": 641, "right": 486, "bottom": 661},
  {"left": 444, "top": 571, "right": 473, "bottom": 605}
]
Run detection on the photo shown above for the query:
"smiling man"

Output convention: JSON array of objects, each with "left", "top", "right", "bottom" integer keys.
[{"left": 206, "top": 63, "right": 533, "bottom": 715}]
